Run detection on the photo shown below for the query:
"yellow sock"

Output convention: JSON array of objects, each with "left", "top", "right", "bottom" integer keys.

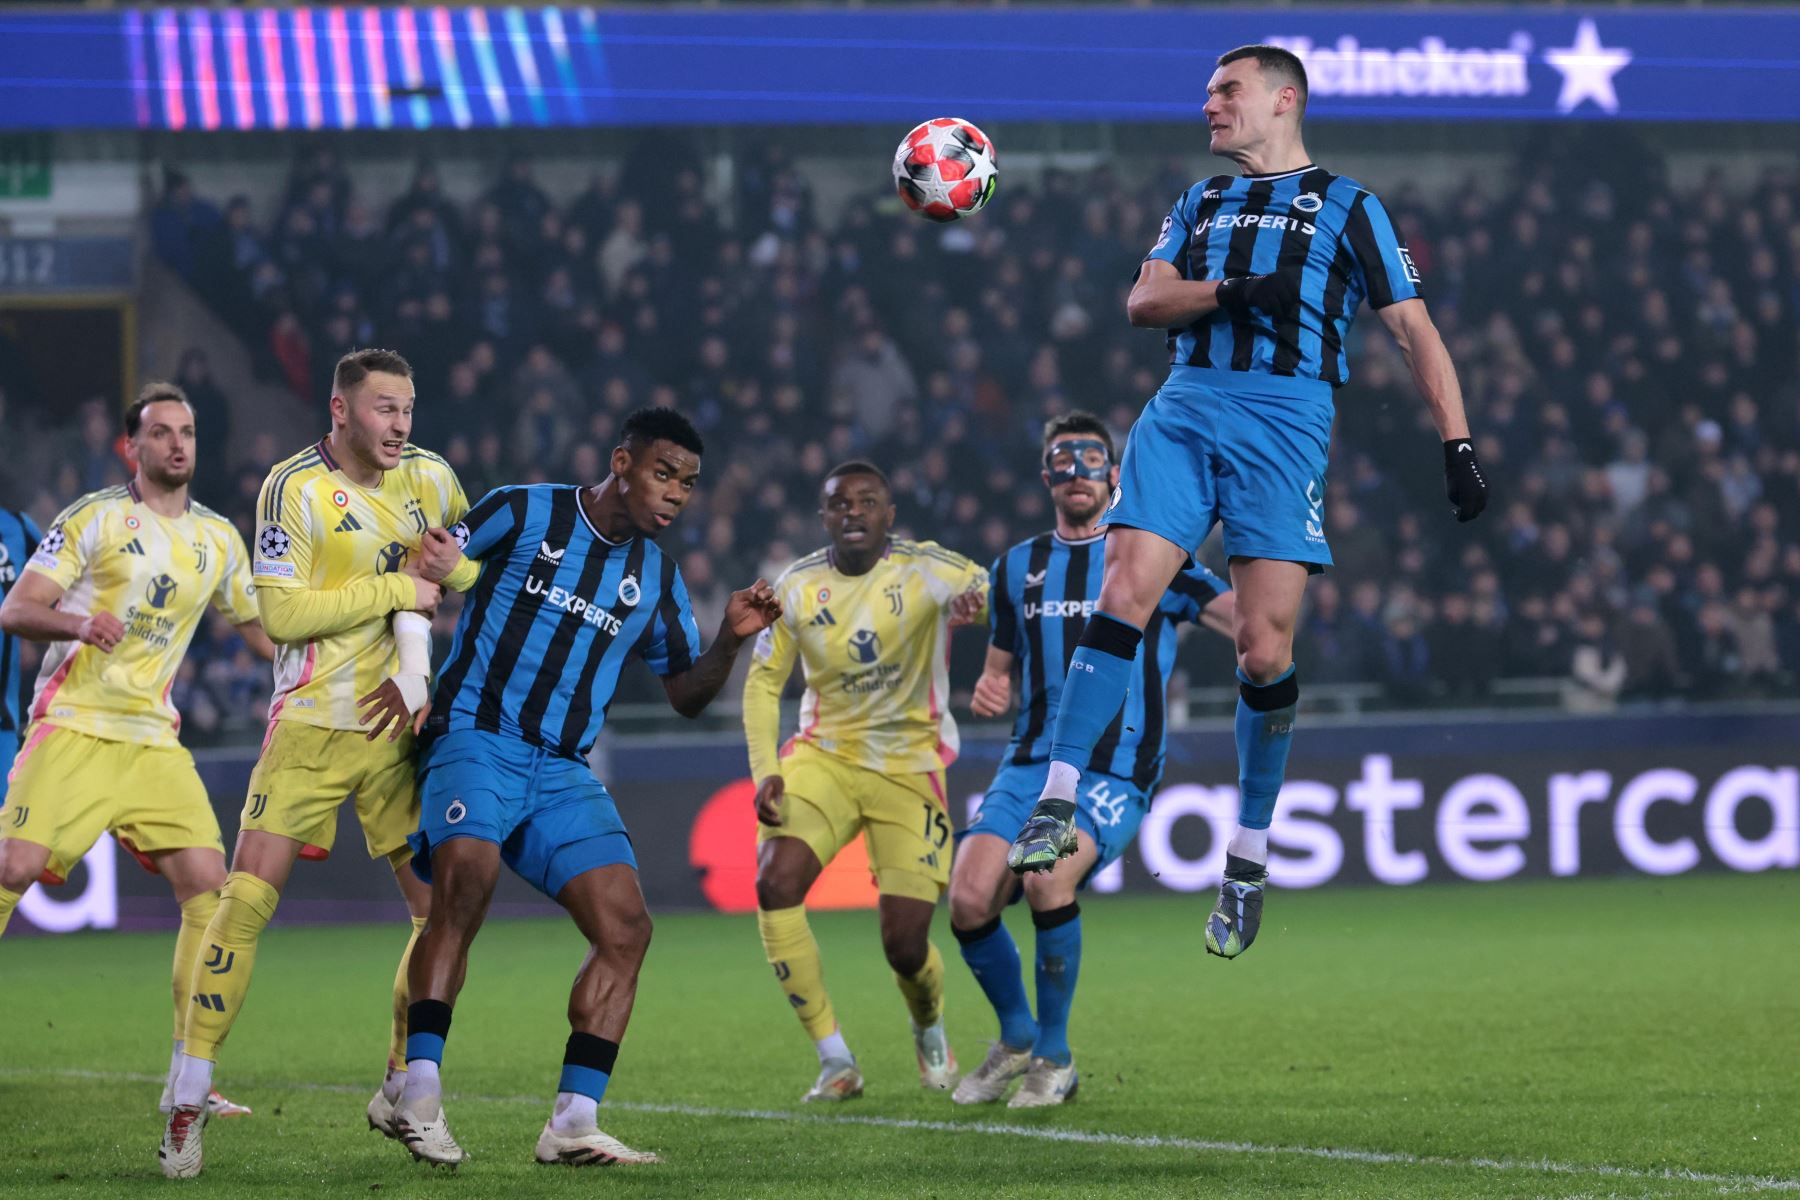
[
  {"left": 388, "top": 916, "right": 428, "bottom": 1071},
  {"left": 895, "top": 941, "right": 945, "bottom": 1027},
  {"left": 182, "top": 871, "right": 280, "bottom": 1061},
  {"left": 0, "top": 885, "right": 20, "bottom": 939},
  {"left": 757, "top": 905, "right": 838, "bottom": 1041},
  {"left": 172, "top": 890, "right": 221, "bottom": 1041}
]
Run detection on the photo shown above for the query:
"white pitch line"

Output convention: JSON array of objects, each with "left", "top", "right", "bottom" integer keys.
[{"left": 5, "top": 1067, "right": 1796, "bottom": 1193}]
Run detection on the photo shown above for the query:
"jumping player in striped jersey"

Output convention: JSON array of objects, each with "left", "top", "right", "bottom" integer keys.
[
  {"left": 161, "top": 349, "right": 478, "bottom": 1179},
  {"left": 0, "top": 383, "right": 271, "bottom": 1121},
  {"left": 1009, "top": 46, "right": 1488, "bottom": 962},
  {"left": 949, "top": 413, "right": 1234, "bottom": 1107},
  {"left": 392, "top": 408, "right": 780, "bottom": 1169},
  {"left": 743, "top": 462, "right": 989, "bottom": 1104}
]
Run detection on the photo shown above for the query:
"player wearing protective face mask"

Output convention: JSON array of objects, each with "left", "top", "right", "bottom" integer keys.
[{"left": 944, "top": 413, "right": 1235, "bottom": 1108}]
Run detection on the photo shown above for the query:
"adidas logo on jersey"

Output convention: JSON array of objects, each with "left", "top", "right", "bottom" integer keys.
[
  {"left": 118, "top": 538, "right": 145, "bottom": 556},
  {"left": 334, "top": 513, "right": 362, "bottom": 533},
  {"left": 809, "top": 607, "right": 837, "bottom": 627}
]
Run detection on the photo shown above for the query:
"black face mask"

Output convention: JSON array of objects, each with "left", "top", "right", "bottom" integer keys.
[{"left": 1045, "top": 437, "right": 1112, "bottom": 485}]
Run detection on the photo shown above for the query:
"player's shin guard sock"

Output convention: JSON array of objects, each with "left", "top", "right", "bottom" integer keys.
[
  {"left": 551, "top": 1032, "right": 619, "bottom": 1134},
  {"left": 171, "top": 890, "right": 220, "bottom": 1042},
  {"left": 952, "top": 917, "right": 1036, "bottom": 1049},
  {"left": 0, "top": 885, "right": 21, "bottom": 938},
  {"left": 182, "top": 872, "right": 279, "bottom": 1063},
  {"left": 1234, "top": 665, "right": 1299, "bottom": 849},
  {"left": 757, "top": 905, "right": 840, "bottom": 1044},
  {"left": 385, "top": 916, "right": 429, "bottom": 1098},
  {"left": 1043, "top": 614, "right": 1143, "bottom": 806},
  {"left": 402, "top": 999, "right": 452, "bottom": 1111},
  {"left": 894, "top": 941, "right": 945, "bottom": 1028},
  {"left": 1031, "top": 904, "right": 1082, "bottom": 1066}
]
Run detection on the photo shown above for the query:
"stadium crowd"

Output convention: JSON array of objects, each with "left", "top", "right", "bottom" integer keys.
[{"left": 3, "top": 136, "right": 1798, "bottom": 737}]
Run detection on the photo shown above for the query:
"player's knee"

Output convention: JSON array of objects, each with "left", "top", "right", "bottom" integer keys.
[
  {"left": 947, "top": 876, "right": 999, "bottom": 932},
  {"left": 754, "top": 870, "right": 805, "bottom": 913},
  {"left": 1021, "top": 871, "right": 1077, "bottom": 911},
  {"left": 593, "top": 904, "right": 653, "bottom": 966},
  {"left": 881, "top": 933, "right": 928, "bottom": 978},
  {"left": 1235, "top": 619, "right": 1295, "bottom": 684}
]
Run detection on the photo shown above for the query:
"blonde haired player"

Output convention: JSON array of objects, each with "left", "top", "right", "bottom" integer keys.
[
  {"left": 160, "top": 349, "right": 477, "bottom": 1179},
  {"left": 0, "top": 383, "right": 273, "bottom": 1119},
  {"left": 744, "top": 461, "right": 987, "bottom": 1102}
]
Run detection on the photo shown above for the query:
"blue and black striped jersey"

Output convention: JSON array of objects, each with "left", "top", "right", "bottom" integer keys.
[
  {"left": 990, "top": 531, "right": 1226, "bottom": 791},
  {"left": 0, "top": 507, "right": 43, "bottom": 734},
  {"left": 426, "top": 485, "right": 701, "bottom": 761},
  {"left": 1143, "top": 164, "right": 1420, "bottom": 386}
]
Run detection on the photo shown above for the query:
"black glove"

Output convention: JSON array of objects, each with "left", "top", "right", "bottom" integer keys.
[
  {"left": 1444, "top": 439, "right": 1489, "bottom": 523},
  {"left": 1214, "top": 272, "right": 1300, "bottom": 320}
]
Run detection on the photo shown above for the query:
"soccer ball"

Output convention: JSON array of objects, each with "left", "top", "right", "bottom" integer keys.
[{"left": 892, "top": 117, "right": 998, "bottom": 222}]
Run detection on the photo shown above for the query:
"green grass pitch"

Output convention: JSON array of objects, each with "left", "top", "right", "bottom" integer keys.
[{"left": 3, "top": 874, "right": 1796, "bottom": 1198}]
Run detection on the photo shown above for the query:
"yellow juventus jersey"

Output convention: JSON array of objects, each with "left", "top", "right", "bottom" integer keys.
[
  {"left": 24, "top": 483, "right": 258, "bottom": 748},
  {"left": 744, "top": 539, "right": 989, "bottom": 779},
  {"left": 253, "top": 439, "right": 471, "bottom": 730}
]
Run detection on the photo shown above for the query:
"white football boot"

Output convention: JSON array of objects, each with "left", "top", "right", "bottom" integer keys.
[
  {"left": 913, "top": 1019, "right": 959, "bottom": 1091},
  {"left": 1007, "top": 1056, "right": 1079, "bottom": 1108},
  {"left": 801, "top": 1057, "right": 864, "bottom": 1103},
  {"left": 394, "top": 1100, "right": 469, "bottom": 1167},
  {"left": 158, "top": 1104, "right": 208, "bottom": 1179},
  {"left": 367, "top": 1084, "right": 399, "bottom": 1139},
  {"left": 534, "top": 1121, "right": 662, "bottom": 1166},
  {"left": 951, "top": 1041, "right": 1033, "bottom": 1104}
]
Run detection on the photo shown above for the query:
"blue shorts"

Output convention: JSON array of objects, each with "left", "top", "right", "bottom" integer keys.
[
  {"left": 1104, "top": 365, "right": 1333, "bottom": 570},
  {"left": 411, "top": 728, "right": 636, "bottom": 900},
  {"left": 960, "top": 760, "right": 1149, "bottom": 885}
]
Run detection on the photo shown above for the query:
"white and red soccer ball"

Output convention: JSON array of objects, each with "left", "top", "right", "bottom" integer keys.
[{"left": 892, "top": 117, "right": 998, "bottom": 222}]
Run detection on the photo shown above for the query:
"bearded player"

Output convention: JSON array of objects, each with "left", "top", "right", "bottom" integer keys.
[
  {"left": 1008, "top": 47, "right": 1488, "bottom": 964},
  {"left": 160, "top": 349, "right": 478, "bottom": 1178},
  {"left": 390, "top": 408, "right": 780, "bottom": 1168},
  {"left": 744, "top": 462, "right": 988, "bottom": 1103},
  {"left": 949, "top": 413, "right": 1233, "bottom": 1107},
  {"left": 0, "top": 383, "right": 272, "bottom": 1120}
]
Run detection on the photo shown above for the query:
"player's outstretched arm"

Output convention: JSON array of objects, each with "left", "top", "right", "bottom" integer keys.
[
  {"left": 0, "top": 569, "right": 124, "bottom": 651},
  {"left": 1377, "top": 298, "right": 1489, "bottom": 523},
  {"left": 664, "top": 579, "right": 783, "bottom": 720},
  {"left": 969, "top": 644, "right": 1016, "bottom": 719}
]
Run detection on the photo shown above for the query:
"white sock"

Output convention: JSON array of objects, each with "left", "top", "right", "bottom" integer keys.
[
  {"left": 382, "top": 1064, "right": 406, "bottom": 1103},
  {"left": 1042, "top": 761, "right": 1081, "bottom": 803},
  {"left": 815, "top": 1028, "right": 851, "bottom": 1065},
  {"left": 550, "top": 1091, "right": 598, "bottom": 1135},
  {"left": 172, "top": 1053, "right": 215, "bottom": 1109},
  {"left": 166, "top": 1041, "right": 184, "bottom": 1089},
  {"left": 401, "top": 1059, "right": 441, "bottom": 1112},
  {"left": 1227, "top": 826, "right": 1269, "bottom": 865}
]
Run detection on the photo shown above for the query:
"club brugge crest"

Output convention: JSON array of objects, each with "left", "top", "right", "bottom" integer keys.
[
  {"left": 375, "top": 541, "right": 408, "bottom": 575},
  {"left": 848, "top": 628, "right": 881, "bottom": 664},
  {"left": 618, "top": 573, "right": 641, "bottom": 607},
  {"left": 146, "top": 573, "right": 179, "bottom": 609}
]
